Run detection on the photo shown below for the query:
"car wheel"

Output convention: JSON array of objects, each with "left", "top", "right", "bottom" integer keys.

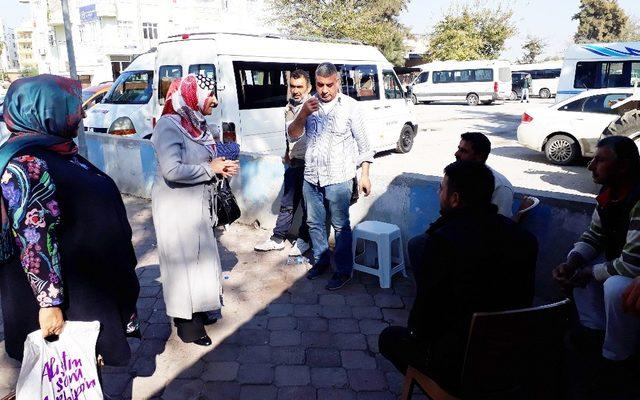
[
  {"left": 510, "top": 90, "right": 518, "bottom": 101},
  {"left": 603, "top": 109, "right": 640, "bottom": 139},
  {"left": 395, "top": 124, "right": 414, "bottom": 154},
  {"left": 539, "top": 88, "right": 551, "bottom": 99},
  {"left": 545, "top": 134, "right": 580, "bottom": 165},
  {"left": 466, "top": 93, "right": 479, "bottom": 106},
  {"left": 481, "top": 100, "right": 493, "bottom": 105}
]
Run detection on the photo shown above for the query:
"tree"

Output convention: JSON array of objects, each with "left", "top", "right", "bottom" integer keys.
[
  {"left": 518, "top": 36, "right": 546, "bottom": 64},
  {"left": 573, "top": 0, "right": 629, "bottom": 43},
  {"left": 621, "top": 17, "right": 640, "bottom": 41},
  {"left": 426, "top": 2, "right": 516, "bottom": 62},
  {"left": 267, "top": 0, "right": 410, "bottom": 65}
]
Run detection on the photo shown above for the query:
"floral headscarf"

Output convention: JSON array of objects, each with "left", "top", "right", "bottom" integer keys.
[
  {"left": 2, "top": 74, "right": 82, "bottom": 154},
  {"left": 161, "top": 74, "right": 217, "bottom": 155}
]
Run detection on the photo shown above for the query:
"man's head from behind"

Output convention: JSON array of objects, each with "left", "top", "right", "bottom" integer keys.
[
  {"left": 315, "top": 62, "right": 340, "bottom": 103},
  {"left": 588, "top": 136, "right": 640, "bottom": 186},
  {"left": 289, "top": 69, "right": 311, "bottom": 104},
  {"left": 455, "top": 132, "right": 491, "bottom": 163},
  {"left": 439, "top": 161, "right": 495, "bottom": 214}
]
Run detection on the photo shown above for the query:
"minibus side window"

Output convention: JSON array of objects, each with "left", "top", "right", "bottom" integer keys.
[
  {"left": 476, "top": 68, "right": 495, "bottom": 82},
  {"left": 188, "top": 64, "right": 216, "bottom": 79},
  {"left": 158, "top": 65, "right": 183, "bottom": 103},
  {"left": 340, "top": 65, "right": 380, "bottom": 101},
  {"left": 233, "top": 61, "right": 293, "bottom": 109},
  {"left": 632, "top": 62, "right": 640, "bottom": 86},
  {"left": 382, "top": 70, "right": 404, "bottom": 99},
  {"left": 575, "top": 61, "right": 632, "bottom": 89}
]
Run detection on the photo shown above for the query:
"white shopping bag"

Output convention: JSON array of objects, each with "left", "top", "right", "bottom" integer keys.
[{"left": 16, "top": 320, "right": 103, "bottom": 400}]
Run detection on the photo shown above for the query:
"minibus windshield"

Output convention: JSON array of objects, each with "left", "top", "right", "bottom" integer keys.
[{"left": 103, "top": 70, "right": 154, "bottom": 104}]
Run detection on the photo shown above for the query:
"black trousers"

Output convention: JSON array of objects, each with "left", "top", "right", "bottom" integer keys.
[
  {"left": 378, "top": 325, "right": 430, "bottom": 375},
  {"left": 174, "top": 312, "right": 210, "bottom": 342}
]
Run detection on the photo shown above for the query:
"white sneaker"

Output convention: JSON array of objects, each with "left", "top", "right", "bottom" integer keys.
[
  {"left": 288, "top": 238, "right": 311, "bottom": 256},
  {"left": 254, "top": 237, "right": 286, "bottom": 251}
]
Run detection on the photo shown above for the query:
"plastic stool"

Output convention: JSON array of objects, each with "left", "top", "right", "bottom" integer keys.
[{"left": 352, "top": 221, "right": 407, "bottom": 288}]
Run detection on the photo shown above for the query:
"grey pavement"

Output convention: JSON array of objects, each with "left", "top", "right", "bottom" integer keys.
[{"left": 0, "top": 196, "right": 424, "bottom": 399}]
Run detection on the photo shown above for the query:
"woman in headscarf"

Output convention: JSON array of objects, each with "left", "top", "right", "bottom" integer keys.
[
  {"left": 0, "top": 75, "right": 140, "bottom": 365},
  {"left": 151, "top": 74, "right": 239, "bottom": 346}
]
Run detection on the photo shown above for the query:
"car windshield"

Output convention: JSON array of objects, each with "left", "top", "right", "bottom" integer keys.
[{"left": 103, "top": 70, "right": 153, "bottom": 105}]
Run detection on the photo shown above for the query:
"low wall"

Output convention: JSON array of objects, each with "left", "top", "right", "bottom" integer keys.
[{"left": 86, "top": 134, "right": 595, "bottom": 302}]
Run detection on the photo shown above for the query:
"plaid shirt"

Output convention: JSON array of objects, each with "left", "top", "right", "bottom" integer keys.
[{"left": 289, "top": 93, "right": 373, "bottom": 187}]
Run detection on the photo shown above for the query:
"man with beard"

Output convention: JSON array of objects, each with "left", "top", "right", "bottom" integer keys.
[
  {"left": 553, "top": 136, "right": 640, "bottom": 391},
  {"left": 379, "top": 160, "right": 537, "bottom": 394},
  {"left": 255, "top": 70, "right": 312, "bottom": 256}
]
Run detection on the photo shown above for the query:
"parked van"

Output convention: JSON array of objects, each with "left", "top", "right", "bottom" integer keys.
[
  {"left": 84, "top": 51, "right": 157, "bottom": 137},
  {"left": 409, "top": 60, "right": 511, "bottom": 105},
  {"left": 511, "top": 61, "right": 562, "bottom": 98},
  {"left": 556, "top": 41, "right": 640, "bottom": 102},
  {"left": 86, "top": 32, "right": 417, "bottom": 155}
]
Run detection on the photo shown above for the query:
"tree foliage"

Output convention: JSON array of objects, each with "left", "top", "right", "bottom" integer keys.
[
  {"left": 573, "top": 0, "right": 629, "bottom": 43},
  {"left": 518, "top": 36, "right": 546, "bottom": 64},
  {"left": 426, "top": 2, "right": 516, "bottom": 62},
  {"left": 267, "top": 0, "right": 410, "bottom": 65}
]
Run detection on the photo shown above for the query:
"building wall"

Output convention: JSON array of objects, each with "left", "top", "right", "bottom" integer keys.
[
  {"left": 25, "top": 0, "right": 270, "bottom": 84},
  {"left": 0, "top": 19, "right": 20, "bottom": 71},
  {"left": 15, "top": 26, "right": 36, "bottom": 70}
]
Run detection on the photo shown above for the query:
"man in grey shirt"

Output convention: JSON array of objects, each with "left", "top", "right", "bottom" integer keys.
[
  {"left": 288, "top": 62, "right": 374, "bottom": 290},
  {"left": 255, "top": 70, "right": 312, "bottom": 256}
]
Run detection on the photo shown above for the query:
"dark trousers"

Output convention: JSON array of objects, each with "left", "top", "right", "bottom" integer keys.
[
  {"left": 408, "top": 233, "right": 426, "bottom": 281},
  {"left": 272, "top": 160, "right": 310, "bottom": 242},
  {"left": 379, "top": 326, "right": 430, "bottom": 374},
  {"left": 174, "top": 312, "right": 209, "bottom": 343}
]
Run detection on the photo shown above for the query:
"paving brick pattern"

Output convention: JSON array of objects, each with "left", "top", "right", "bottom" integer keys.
[{"left": 0, "top": 197, "right": 418, "bottom": 399}]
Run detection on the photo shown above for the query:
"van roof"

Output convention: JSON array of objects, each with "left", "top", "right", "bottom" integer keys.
[
  {"left": 511, "top": 60, "right": 563, "bottom": 70},
  {"left": 158, "top": 32, "right": 389, "bottom": 64},
  {"left": 564, "top": 41, "right": 640, "bottom": 60},
  {"left": 414, "top": 59, "right": 510, "bottom": 70}
]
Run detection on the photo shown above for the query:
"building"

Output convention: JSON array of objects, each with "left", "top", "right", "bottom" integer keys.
[
  {"left": 0, "top": 18, "right": 20, "bottom": 72},
  {"left": 15, "top": 23, "right": 36, "bottom": 71},
  {"left": 21, "top": 0, "right": 271, "bottom": 85},
  {"left": 403, "top": 34, "right": 429, "bottom": 66}
]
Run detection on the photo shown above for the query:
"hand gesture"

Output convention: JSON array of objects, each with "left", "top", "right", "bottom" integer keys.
[
  {"left": 210, "top": 157, "right": 240, "bottom": 178},
  {"left": 301, "top": 98, "right": 319, "bottom": 117},
  {"left": 39, "top": 307, "right": 64, "bottom": 337}
]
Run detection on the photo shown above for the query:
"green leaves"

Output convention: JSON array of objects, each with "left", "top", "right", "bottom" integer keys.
[
  {"left": 573, "top": 0, "right": 630, "bottom": 43},
  {"left": 518, "top": 36, "right": 546, "bottom": 64}
]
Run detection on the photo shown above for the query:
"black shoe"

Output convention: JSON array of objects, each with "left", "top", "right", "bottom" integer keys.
[
  {"left": 591, "top": 356, "right": 637, "bottom": 395},
  {"left": 567, "top": 326, "right": 605, "bottom": 354},
  {"left": 307, "top": 264, "right": 329, "bottom": 280},
  {"left": 193, "top": 335, "right": 212, "bottom": 346},
  {"left": 325, "top": 272, "right": 351, "bottom": 290}
]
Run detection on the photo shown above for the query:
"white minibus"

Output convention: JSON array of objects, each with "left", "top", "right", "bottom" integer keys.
[
  {"left": 409, "top": 60, "right": 512, "bottom": 105},
  {"left": 511, "top": 61, "right": 562, "bottom": 98},
  {"left": 556, "top": 41, "right": 640, "bottom": 102},
  {"left": 84, "top": 32, "right": 417, "bottom": 155}
]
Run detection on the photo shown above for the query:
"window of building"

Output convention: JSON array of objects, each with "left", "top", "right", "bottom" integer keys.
[
  {"left": 142, "top": 22, "right": 158, "bottom": 40},
  {"left": 340, "top": 64, "right": 379, "bottom": 101},
  {"left": 118, "top": 21, "right": 134, "bottom": 42},
  {"left": 383, "top": 70, "right": 404, "bottom": 99},
  {"left": 158, "top": 65, "right": 183, "bottom": 102}
]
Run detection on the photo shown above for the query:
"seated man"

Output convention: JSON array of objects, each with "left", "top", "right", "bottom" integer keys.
[
  {"left": 552, "top": 136, "right": 640, "bottom": 390},
  {"left": 379, "top": 161, "right": 537, "bottom": 394}
]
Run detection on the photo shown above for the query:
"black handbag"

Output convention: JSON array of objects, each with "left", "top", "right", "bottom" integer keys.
[{"left": 214, "top": 178, "right": 241, "bottom": 227}]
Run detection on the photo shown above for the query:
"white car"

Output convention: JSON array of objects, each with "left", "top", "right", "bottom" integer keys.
[{"left": 517, "top": 88, "right": 635, "bottom": 165}]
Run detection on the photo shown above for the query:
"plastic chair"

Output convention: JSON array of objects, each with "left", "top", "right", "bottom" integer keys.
[
  {"left": 402, "top": 299, "right": 571, "bottom": 400},
  {"left": 352, "top": 221, "right": 407, "bottom": 288},
  {"left": 513, "top": 195, "right": 540, "bottom": 223}
]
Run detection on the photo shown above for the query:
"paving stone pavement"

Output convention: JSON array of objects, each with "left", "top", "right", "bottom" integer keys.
[{"left": 0, "top": 196, "right": 427, "bottom": 399}]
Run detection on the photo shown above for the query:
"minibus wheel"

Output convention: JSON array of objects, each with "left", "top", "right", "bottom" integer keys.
[
  {"left": 466, "top": 93, "right": 479, "bottom": 106},
  {"left": 396, "top": 124, "right": 415, "bottom": 154},
  {"left": 539, "top": 88, "right": 551, "bottom": 99}
]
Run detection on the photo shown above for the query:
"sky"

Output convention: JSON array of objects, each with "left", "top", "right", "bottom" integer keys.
[{"left": 0, "top": 0, "right": 638, "bottom": 61}]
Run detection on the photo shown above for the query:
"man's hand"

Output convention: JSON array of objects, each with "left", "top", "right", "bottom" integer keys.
[
  {"left": 570, "top": 265, "right": 593, "bottom": 288},
  {"left": 622, "top": 276, "right": 640, "bottom": 314},
  {"left": 301, "top": 98, "right": 319, "bottom": 117},
  {"left": 359, "top": 175, "right": 371, "bottom": 196},
  {"left": 39, "top": 307, "right": 64, "bottom": 337},
  {"left": 552, "top": 262, "right": 578, "bottom": 290}
]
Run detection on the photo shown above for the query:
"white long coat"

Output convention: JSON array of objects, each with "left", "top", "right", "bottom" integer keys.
[{"left": 151, "top": 115, "right": 222, "bottom": 319}]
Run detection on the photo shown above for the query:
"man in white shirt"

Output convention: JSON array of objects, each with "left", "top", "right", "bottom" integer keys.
[
  {"left": 288, "top": 62, "right": 374, "bottom": 290},
  {"left": 255, "top": 70, "right": 312, "bottom": 255},
  {"left": 454, "top": 132, "right": 513, "bottom": 217}
]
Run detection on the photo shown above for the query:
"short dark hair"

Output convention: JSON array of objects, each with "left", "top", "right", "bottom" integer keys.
[
  {"left": 460, "top": 132, "right": 491, "bottom": 162},
  {"left": 290, "top": 69, "right": 310, "bottom": 86},
  {"left": 597, "top": 136, "right": 640, "bottom": 177},
  {"left": 443, "top": 160, "right": 495, "bottom": 207},
  {"left": 316, "top": 62, "right": 338, "bottom": 78}
]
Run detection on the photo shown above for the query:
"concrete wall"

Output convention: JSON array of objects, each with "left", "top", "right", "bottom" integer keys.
[{"left": 86, "top": 133, "right": 595, "bottom": 303}]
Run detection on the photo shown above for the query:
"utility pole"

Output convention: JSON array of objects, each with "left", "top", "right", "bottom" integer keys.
[{"left": 61, "top": 0, "right": 87, "bottom": 157}]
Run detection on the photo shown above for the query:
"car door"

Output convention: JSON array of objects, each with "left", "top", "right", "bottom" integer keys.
[{"left": 381, "top": 69, "right": 409, "bottom": 147}]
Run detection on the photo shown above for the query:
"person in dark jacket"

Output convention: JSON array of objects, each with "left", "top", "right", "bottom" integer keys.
[
  {"left": 379, "top": 160, "right": 537, "bottom": 394},
  {"left": 0, "top": 75, "right": 140, "bottom": 366}
]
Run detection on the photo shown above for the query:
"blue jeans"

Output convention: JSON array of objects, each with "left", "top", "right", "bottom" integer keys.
[
  {"left": 303, "top": 179, "right": 353, "bottom": 276},
  {"left": 272, "top": 160, "right": 309, "bottom": 242}
]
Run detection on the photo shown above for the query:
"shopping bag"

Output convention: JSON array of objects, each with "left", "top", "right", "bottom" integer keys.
[{"left": 16, "top": 321, "right": 103, "bottom": 400}]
